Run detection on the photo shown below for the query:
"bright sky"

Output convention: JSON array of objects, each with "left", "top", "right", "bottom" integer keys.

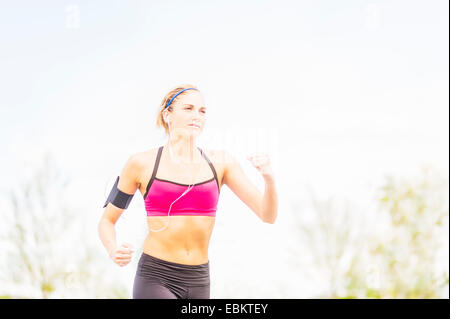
[{"left": 0, "top": 0, "right": 448, "bottom": 298}]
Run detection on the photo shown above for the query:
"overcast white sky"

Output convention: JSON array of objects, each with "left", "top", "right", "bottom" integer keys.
[{"left": 0, "top": 0, "right": 448, "bottom": 298}]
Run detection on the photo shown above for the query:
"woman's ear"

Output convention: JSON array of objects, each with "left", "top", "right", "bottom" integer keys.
[{"left": 162, "top": 110, "right": 168, "bottom": 123}]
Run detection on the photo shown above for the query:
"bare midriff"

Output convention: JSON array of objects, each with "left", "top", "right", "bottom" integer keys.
[{"left": 143, "top": 215, "right": 216, "bottom": 265}]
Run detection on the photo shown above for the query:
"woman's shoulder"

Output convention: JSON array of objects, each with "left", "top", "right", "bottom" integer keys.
[
  {"left": 127, "top": 147, "right": 159, "bottom": 170},
  {"left": 202, "top": 148, "right": 233, "bottom": 167}
]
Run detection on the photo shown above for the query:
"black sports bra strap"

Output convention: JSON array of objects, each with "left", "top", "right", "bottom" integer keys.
[
  {"left": 144, "top": 145, "right": 163, "bottom": 199},
  {"left": 197, "top": 147, "right": 219, "bottom": 191},
  {"left": 152, "top": 146, "right": 164, "bottom": 180},
  {"left": 145, "top": 146, "right": 219, "bottom": 199}
]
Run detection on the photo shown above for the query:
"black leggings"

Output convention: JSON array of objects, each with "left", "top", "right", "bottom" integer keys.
[{"left": 133, "top": 252, "right": 210, "bottom": 299}]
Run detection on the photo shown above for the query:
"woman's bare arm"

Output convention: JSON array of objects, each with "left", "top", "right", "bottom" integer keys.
[
  {"left": 223, "top": 150, "right": 278, "bottom": 223},
  {"left": 98, "top": 154, "right": 141, "bottom": 262}
]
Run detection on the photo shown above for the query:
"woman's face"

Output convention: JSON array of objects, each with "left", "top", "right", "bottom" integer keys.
[{"left": 165, "top": 91, "right": 207, "bottom": 137}]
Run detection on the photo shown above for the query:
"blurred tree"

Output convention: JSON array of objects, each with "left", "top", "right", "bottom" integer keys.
[
  {"left": 292, "top": 165, "right": 448, "bottom": 298},
  {"left": 0, "top": 150, "right": 129, "bottom": 298},
  {"left": 367, "top": 166, "right": 449, "bottom": 298},
  {"left": 291, "top": 190, "right": 369, "bottom": 298}
]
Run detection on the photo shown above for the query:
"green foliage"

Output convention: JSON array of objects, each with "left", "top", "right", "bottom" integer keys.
[
  {"left": 370, "top": 166, "right": 449, "bottom": 298},
  {"left": 297, "top": 165, "right": 448, "bottom": 299},
  {"left": 365, "top": 288, "right": 382, "bottom": 299}
]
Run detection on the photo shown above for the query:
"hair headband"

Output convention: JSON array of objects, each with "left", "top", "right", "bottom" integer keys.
[{"left": 165, "top": 88, "right": 199, "bottom": 110}]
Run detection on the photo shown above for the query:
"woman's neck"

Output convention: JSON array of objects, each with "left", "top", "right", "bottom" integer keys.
[{"left": 166, "top": 136, "right": 199, "bottom": 164}]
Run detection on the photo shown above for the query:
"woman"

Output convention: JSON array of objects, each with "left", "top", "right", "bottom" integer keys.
[{"left": 98, "top": 84, "right": 278, "bottom": 299}]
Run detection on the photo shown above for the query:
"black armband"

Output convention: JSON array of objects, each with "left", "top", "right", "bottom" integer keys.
[{"left": 103, "top": 176, "right": 134, "bottom": 209}]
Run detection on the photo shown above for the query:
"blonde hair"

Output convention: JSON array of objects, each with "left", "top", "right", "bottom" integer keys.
[{"left": 156, "top": 84, "right": 200, "bottom": 136}]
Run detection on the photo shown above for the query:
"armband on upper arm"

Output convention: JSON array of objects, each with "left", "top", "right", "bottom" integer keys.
[{"left": 103, "top": 176, "right": 134, "bottom": 209}]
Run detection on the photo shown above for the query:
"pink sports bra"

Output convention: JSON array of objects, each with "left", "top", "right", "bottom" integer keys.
[{"left": 143, "top": 145, "right": 220, "bottom": 217}]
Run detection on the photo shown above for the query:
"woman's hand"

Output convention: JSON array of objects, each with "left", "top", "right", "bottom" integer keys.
[
  {"left": 247, "top": 153, "right": 275, "bottom": 183},
  {"left": 109, "top": 243, "right": 135, "bottom": 267}
]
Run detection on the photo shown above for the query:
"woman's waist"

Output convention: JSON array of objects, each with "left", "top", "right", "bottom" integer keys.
[
  {"left": 143, "top": 238, "right": 210, "bottom": 265},
  {"left": 137, "top": 252, "right": 210, "bottom": 286},
  {"left": 144, "top": 232, "right": 211, "bottom": 252}
]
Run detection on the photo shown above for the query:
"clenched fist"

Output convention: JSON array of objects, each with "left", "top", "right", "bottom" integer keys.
[{"left": 109, "top": 243, "right": 135, "bottom": 267}]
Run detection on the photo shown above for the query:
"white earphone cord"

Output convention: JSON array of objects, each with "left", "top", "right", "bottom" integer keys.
[
  {"left": 149, "top": 127, "right": 200, "bottom": 232},
  {"left": 148, "top": 183, "right": 194, "bottom": 232}
]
